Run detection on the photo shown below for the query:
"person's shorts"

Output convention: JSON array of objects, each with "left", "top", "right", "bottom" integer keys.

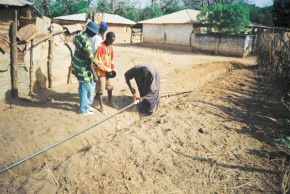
[{"left": 96, "top": 76, "right": 113, "bottom": 94}]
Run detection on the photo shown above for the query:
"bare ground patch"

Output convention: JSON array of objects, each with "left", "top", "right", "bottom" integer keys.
[{"left": 0, "top": 46, "right": 288, "bottom": 193}]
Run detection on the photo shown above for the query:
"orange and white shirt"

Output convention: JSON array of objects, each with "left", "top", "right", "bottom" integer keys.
[{"left": 94, "top": 42, "right": 115, "bottom": 77}]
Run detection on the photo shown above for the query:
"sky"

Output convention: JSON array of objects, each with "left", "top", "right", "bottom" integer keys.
[{"left": 250, "top": 0, "right": 273, "bottom": 7}]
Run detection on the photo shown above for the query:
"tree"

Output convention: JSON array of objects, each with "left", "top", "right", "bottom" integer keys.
[
  {"left": 141, "top": 0, "right": 182, "bottom": 19},
  {"left": 159, "top": 0, "right": 183, "bottom": 14},
  {"left": 247, "top": 4, "right": 273, "bottom": 26},
  {"left": 121, "top": 9, "right": 140, "bottom": 22},
  {"left": 95, "top": 0, "right": 138, "bottom": 14},
  {"left": 181, "top": 0, "right": 235, "bottom": 8},
  {"left": 50, "top": 0, "right": 92, "bottom": 17},
  {"left": 197, "top": 2, "right": 250, "bottom": 35},
  {"left": 33, "top": 0, "right": 93, "bottom": 17},
  {"left": 95, "top": 0, "right": 113, "bottom": 13},
  {"left": 140, "top": 5, "right": 163, "bottom": 20},
  {"left": 272, "top": 0, "right": 290, "bottom": 28},
  {"left": 33, "top": 0, "right": 52, "bottom": 17}
]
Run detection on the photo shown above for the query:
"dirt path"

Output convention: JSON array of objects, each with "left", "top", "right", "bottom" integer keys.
[{"left": 0, "top": 45, "right": 289, "bottom": 193}]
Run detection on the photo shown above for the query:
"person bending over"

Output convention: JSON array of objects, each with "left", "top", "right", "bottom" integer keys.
[{"left": 125, "top": 64, "right": 160, "bottom": 115}]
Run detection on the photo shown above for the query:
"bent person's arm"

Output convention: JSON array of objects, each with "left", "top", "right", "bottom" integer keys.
[{"left": 125, "top": 69, "right": 135, "bottom": 94}]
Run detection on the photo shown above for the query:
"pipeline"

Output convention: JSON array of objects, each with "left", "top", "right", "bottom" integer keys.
[
  {"left": 0, "top": 90, "right": 193, "bottom": 174},
  {"left": 0, "top": 100, "right": 138, "bottom": 174},
  {"left": 161, "top": 90, "right": 193, "bottom": 97}
]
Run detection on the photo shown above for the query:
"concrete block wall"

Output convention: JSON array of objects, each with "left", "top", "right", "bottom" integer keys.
[{"left": 192, "top": 33, "right": 254, "bottom": 57}]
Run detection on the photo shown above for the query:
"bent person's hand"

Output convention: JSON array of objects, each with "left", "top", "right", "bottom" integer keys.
[
  {"left": 139, "top": 97, "right": 145, "bottom": 102},
  {"left": 131, "top": 88, "right": 136, "bottom": 95}
]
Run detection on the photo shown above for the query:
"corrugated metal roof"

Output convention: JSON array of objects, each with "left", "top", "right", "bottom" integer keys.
[
  {"left": 54, "top": 13, "right": 136, "bottom": 25},
  {"left": 0, "top": 33, "right": 10, "bottom": 53},
  {"left": 63, "top": 24, "right": 83, "bottom": 33},
  {"left": 54, "top": 13, "right": 86, "bottom": 22},
  {"left": 17, "top": 24, "right": 38, "bottom": 42},
  {"left": 138, "top": 9, "right": 201, "bottom": 24},
  {"left": 0, "top": 0, "right": 33, "bottom": 7}
]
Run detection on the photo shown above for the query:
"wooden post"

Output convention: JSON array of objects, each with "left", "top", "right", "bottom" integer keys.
[
  {"left": 29, "top": 39, "right": 34, "bottom": 94},
  {"left": 65, "top": 42, "right": 73, "bottom": 84},
  {"left": 10, "top": 10, "right": 18, "bottom": 97},
  {"left": 92, "top": 11, "right": 95, "bottom": 22},
  {"left": 48, "top": 25, "right": 53, "bottom": 88},
  {"left": 130, "top": 28, "right": 133, "bottom": 44}
]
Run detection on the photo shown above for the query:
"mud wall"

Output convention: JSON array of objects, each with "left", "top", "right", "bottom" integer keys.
[
  {"left": 108, "top": 24, "right": 131, "bottom": 34},
  {"left": 0, "top": 22, "right": 77, "bottom": 101},
  {"left": 21, "top": 35, "right": 75, "bottom": 93},
  {"left": 0, "top": 15, "right": 134, "bottom": 101},
  {"left": 191, "top": 33, "right": 254, "bottom": 57},
  {"left": 142, "top": 24, "right": 192, "bottom": 45}
]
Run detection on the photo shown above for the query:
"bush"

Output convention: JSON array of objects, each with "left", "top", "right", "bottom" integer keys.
[{"left": 197, "top": 2, "right": 250, "bottom": 35}]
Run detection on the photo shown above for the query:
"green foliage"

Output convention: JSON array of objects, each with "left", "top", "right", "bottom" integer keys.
[
  {"left": 33, "top": 0, "right": 51, "bottom": 17},
  {"left": 248, "top": 4, "right": 273, "bottom": 26},
  {"left": 33, "top": 0, "right": 91, "bottom": 18},
  {"left": 197, "top": 2, "right": 250, "bottom": 35},
  {"left": 272, "top": 0, "right": 290, "bottom": 28},
  {"left": 276, "top": 134, "right": 290, "bottom": 149},
  {"left": 31, "top": 0, "right": 274, "bottom": 27},
  {"left": 50, "top": 0, "right": 90, "bottom": 17},
  {"left": 140, "top": 5, "right": 163, "bottom": 20},
  {"left": 122, "top": 9, "right": 140, "bottom": 22},
  {"left": 96, "top": 0, "right": 113, "bottom": 14},
  {"left": 159, "top": 0, "right": 183, "bottom": 14},
  {"left": 182, "top": 0, "right": 235, "bottom": 9}
]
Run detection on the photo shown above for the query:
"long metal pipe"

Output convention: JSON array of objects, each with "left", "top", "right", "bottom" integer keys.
[
  {"left": 0, "top": 90, "right": 193, "bottom": 174},
  {"left": 161, "top": 90, "right": 193, "bottom": 97},
  {"left": 0, "top": 101, "right": 138, "bottom": 174}
]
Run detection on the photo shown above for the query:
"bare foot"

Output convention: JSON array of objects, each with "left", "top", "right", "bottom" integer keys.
[
  {"left": 99, "top": 108, "right": 108, "bottom": 115},
  {"left": 107, "top": 102, "right": 117, "bottom": 109}
]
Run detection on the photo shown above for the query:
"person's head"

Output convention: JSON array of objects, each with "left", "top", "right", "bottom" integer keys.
[
  {"left": 86, "top": 21, "right": 99, "bottom": 37},
  {"left": 99, "top": 21, "right": 108, "bottom": 35},
  {"left": 139, "top": 66, "right": 149, "bottom": 81},
  {"left": 104, "top": 32, "right": 115, "bottom": 45}
]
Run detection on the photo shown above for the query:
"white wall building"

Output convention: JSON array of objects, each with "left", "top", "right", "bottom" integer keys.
[{"left": 138, "top": 9, "right": 200, "bottom": 46}]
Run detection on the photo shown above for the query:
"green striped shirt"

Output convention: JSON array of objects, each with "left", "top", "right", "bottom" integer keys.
[{"left": 72, "top": 32, "right": 94, "bottom": 82}]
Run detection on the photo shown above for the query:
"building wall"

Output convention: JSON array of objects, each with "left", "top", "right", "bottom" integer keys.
[
  {"left": 0, "top": 40, "right": 67, "bottom": 99},
  {"left": 0, "top": 7, "right": 31, "bottom": 23},
  {"left": 0, "top": 7, "right": 32, "bottom": 100},
  {"left": 0, "top": 8, "right": 14, "bottom": 22},
  {"left": 0, "top": 50, "right": 29, "bottom": 101},
  {"left": 192, "top": 33, "right": 254, "bottom": 57},
  {"left": 0, "top": 18, "right": 135, "bottom": 101},
  {"left": 108, "top": 24, "right": 132, "bottom": 34},
  {"left": 0, "top": 68, "right": 11, "bottom": 101},
  {"left": 143, "top": 24, "right": 193, "bottom": 45},
  {"left": 23, "top": 37, "right": 73, "bottom": 92}
]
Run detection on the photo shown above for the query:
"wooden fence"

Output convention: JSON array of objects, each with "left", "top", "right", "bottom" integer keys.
[{"left": 256, "top": 32, "right": 290, "bottom": 94}]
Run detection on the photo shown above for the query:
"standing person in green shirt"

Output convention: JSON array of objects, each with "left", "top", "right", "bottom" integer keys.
[{"left": 72, "top": 21, "right": 99, "bottom": 115}]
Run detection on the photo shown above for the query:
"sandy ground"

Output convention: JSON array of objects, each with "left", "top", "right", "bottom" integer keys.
[{"left": 0, "top": 41, "right": 289, "bottom": 193}]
